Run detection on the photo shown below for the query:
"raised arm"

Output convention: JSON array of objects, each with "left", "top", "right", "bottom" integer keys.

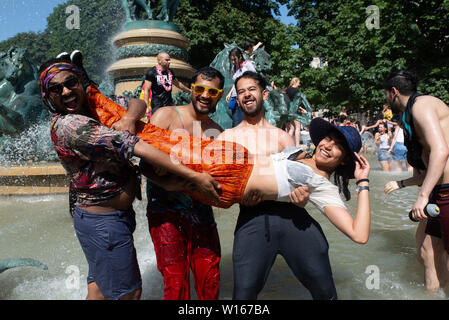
[
  {"left": 323, "top": 153, "right": 371, "bottom": 244},
  {"left": 388, "top": 125, "right": 400, "bottom": 154}
]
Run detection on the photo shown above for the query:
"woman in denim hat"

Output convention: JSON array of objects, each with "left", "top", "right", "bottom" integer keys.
[{"left": 239, "top": 117, "right": 372, "bottom": 244}]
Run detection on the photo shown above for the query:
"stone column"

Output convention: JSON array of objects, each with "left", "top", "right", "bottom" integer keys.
[{"left": 107, "top": 21, "right": 195, "bottom": 96}]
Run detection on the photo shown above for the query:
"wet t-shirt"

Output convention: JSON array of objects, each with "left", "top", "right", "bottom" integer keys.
[{"left": 145, "top": 66, "right": 176, "bottom": 114}]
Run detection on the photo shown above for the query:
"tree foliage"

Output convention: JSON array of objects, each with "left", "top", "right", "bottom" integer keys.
[
  {"left": 1, "top": 0, "right": 447, "bottom": 118},
  {"left": 286, "top": 0, "right": 449, "bottom": 115}
]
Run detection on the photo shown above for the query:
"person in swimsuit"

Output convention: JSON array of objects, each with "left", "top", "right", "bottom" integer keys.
[
  {"left": 388, "top": 124, "right": 412, "bottom": 172},
  {"left": 139, "top": 67, "right": 225, "bottom": 300},
  {"left": 382, "top": 70, "right": 449, "bottom": 291}
]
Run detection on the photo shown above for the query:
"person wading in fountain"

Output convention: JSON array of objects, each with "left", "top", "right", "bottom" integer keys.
[
  {"left": 37, "top": 58, "right": 220, "bottom": 300},
  {"left": 383, "top": 70, "right": 449, "bottom": 291},
  {"left": 139, "top": 67, "right": 225, "bottom": 300},
  {"left": 216, "top": 71, "right": 370, "bottom": 299}
]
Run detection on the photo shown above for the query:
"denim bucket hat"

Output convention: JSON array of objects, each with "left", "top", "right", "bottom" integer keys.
[{"left": 309, "top": 117, "right": 361, "bottom": 178}]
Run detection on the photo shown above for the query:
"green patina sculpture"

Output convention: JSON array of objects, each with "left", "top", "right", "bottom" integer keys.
[
  {"left": 0, "top": 258, "right": 48, "bottom": 274},
  {"left": 121, "top": 0, "right": 179, "bottom": 22},
  {"left": 112, "top": 43, "right": 313, "bottom": 130},
  {"left": 207, "top": 43, "right": 312, "bottom": 129},
  {"left": 0, "top": 47, "right": 50, "bottom": 136},
  {"left": 115, "top": 44, "right": 189, "bottom": 64}
]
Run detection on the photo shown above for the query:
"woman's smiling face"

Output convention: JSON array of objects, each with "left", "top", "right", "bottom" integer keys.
[{"left": 314, "top": 131, "right": 348, "bottom": 171}]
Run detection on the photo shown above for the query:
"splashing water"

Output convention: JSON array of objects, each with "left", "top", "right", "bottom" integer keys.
[{"left": 0, "top": 121, "right": 58, "bottom": 166}]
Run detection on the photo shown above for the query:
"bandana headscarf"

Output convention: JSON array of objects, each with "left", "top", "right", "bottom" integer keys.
[{"left": 38, "top": 62, "right": 83, "bottom": 113}]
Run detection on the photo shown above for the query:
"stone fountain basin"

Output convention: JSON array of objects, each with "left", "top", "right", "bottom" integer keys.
[{"left": 0, "top": 164, "right": 68, "bottom": 195}]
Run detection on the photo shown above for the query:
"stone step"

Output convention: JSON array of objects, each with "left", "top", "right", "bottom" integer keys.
[{"left": 0, "top": 163, "right": 68, "bottom": 195}]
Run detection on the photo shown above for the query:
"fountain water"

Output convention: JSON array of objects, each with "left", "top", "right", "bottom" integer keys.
[{"left": 1, "top": 2, "right": 443, "bottom": 301}]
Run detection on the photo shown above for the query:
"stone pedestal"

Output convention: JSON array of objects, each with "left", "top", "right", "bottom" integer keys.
[{"left": 107, "top": 21, "right": 195, "bottom": 96}]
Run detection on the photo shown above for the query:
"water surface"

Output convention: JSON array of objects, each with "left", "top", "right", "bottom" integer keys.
[{"left": 0, "top": 156, "right": 447, "bottom": 300}]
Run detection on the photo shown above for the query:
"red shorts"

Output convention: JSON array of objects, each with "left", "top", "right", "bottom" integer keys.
[
  {"left": 425, "top": 183, "right": 449, "bottom": 253},
  {"left": 148, "top": 210, "right": 221, "bottom": 300}
]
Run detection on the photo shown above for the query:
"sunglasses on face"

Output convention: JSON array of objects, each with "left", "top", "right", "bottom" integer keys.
[
  {"left": 191, "top": 84, "right": 223, "bottom": 98},
  {"left": 47, "top": 76, "right": 80, "bottom": 95}
]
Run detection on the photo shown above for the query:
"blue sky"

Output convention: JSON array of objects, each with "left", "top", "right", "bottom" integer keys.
[
  {"left": 0, "top": 1, "right": 296, "bottom": 42},
  {"left": 0, "top": 0, "right": 67, "bottom": 41}
]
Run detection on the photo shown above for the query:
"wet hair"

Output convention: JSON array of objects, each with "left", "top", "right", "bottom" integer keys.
[
  {"left": 330, "top": 131, "right": 352, "bottom": 201},
  {"left": 382, "top": 70, "right": 419, "bottom": 95},
  {"left": 338, "top": 114, "right": 347, "bottom": 123},
  {"left": 229, "top": 47, "right": 244, "bottom": 69},
  {"left": 235, "top": 71, "right": 267, "bottom": 91},
  {"left": 334, "top": 171, "right": 351, "bottom": 201},
  {"left": 243, "top": 41, "right": 254, "bottom": 52},
  {"left": 191, "top": 66, "right": 225, "bottom": 89}
]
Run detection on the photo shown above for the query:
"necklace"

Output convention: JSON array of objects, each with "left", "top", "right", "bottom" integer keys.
[{"left": 156, "top": 65, "right": 173, "bottom": 92}]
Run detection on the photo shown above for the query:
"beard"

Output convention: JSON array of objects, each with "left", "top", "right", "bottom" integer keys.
[
  {"left": 241, "top": 102, "right": 263, "bottom": 117},
  {"left": 193, "top": 100, "right": 215, "bottom": 115}
]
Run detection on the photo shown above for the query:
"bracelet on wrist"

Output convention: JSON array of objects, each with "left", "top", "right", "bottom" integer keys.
[
  {"left": 356, "top": 179, "right": 369, "bottom": 185},
  {"left": 357, "top": 185, "right": 370, "bottom": 192},
  {"left": 399, "top": 180, "right": 405, "bottom": 188}
]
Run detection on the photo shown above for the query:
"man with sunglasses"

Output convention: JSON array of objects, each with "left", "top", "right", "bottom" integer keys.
[
  {"left": 139, "top": 67, "right": 225, "bottom": 300},
  {"left": 37, "top": 58, "right": 221, "bottom": 300},
  {"left": 143, "top": 52, "right": 191, "bottom": 116}
]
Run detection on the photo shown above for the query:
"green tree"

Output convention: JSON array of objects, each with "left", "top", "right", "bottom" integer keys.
[
  {"left": 1, "top": 0, "right": 294, "bottom": 86},
  {"left": 286, "top": 0, "right": 449, "bottom": 115},
  {"left": 44, "top": 0, "right": 125, "bottom": 84},
  {"left": 174, "top": 0, "right": 291, "bottom": 78}
]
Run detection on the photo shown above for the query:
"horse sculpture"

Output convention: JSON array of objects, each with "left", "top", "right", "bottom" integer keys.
[{"left": 0, "top": 47, "right": 49, "bottom": 136}]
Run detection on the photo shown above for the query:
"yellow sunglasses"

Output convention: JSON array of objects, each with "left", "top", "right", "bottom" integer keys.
[{"left": 191, "top": 84, "right": 223, "bottom": 98}]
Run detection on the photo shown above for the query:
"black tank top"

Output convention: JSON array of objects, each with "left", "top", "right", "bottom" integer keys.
[{"left": 402, "top": 92, "right": 426, "bottom": 170}]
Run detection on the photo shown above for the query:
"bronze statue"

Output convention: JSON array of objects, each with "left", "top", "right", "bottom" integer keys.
[
  {"left": 158, "top": 0, "right": 180, "bottom": 22},
  {"left": 0, "top": 258, "right": 47, "bottom": 274},
  {"left": 0, "top": 47, "right": 49, "bottom": 136},
  {"left": 121, "top": 0, "right": 154, "bottom": 21},
  {"left": 121, "top": 0, "right": 180, "bottom": 22},
  {"left": 208, "top": 43, "right": 312, "bottom": 129}
]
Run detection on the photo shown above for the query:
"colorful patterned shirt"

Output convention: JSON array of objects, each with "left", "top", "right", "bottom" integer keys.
[{"left": 51, "top": 113, "right": 140, "bottom": 207}]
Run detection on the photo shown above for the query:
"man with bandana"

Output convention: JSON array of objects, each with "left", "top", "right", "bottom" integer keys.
[{"left": 37, "top": 57, "right": 220, "bottom": 300}]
